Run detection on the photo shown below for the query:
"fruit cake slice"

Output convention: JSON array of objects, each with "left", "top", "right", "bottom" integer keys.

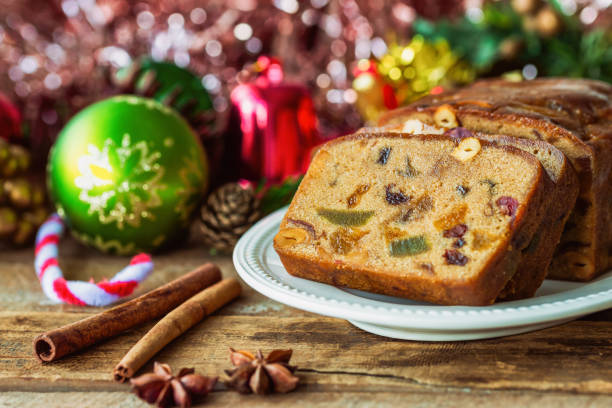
[
  {"left": 274, "top": 132, "right": 550, "bottom": 306},
  {"left": 476, "top": 134, "right": 579, "bottom": 299},
  {"left": 365, "top": 128, "right": 579, "bottom": 299},
  {"left": 378, "top": 78, "right": 612, "bottom": 281}
]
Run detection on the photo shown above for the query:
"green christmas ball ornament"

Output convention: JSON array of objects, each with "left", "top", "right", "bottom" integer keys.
[{"left": 48, "top": 95, "right": 209, "bottom": 254}]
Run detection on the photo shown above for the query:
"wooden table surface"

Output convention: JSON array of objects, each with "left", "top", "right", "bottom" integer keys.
[{"left": 1, "top": 238, "right": 611, "bottom": 408}]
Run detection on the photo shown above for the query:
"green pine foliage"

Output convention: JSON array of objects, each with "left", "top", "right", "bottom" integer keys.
[{"left": 413, "top": 1, "right": 612, "bottom": 83}]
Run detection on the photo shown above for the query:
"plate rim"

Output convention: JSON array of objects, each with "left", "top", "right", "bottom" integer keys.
[{"left": 234, "top": 207, "right": 612, "bottom": 330}]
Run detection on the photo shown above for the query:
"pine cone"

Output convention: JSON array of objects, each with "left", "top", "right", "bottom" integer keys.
[
  {"left": 0, "top": 139, "right": 48, "bottom": 247},
  {"left": 200, "top": 183, "right": 260, "bottom": 252}
]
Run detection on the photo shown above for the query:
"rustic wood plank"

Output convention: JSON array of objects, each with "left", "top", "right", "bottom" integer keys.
[
  {"left": 0, "top": 238, "right": 610, "bottom": 407},
  {"left": 1, "top": 312, "right": 610, "bottom": 393},
  {"left": 1, "top": 390, "right": 611, "bottom": 408}
]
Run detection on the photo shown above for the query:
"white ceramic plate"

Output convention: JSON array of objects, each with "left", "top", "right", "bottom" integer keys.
[{"left": 233, "top": 207, "right": 612, "bottom": 341}]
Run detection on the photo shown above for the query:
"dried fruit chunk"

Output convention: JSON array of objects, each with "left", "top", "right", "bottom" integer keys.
[
  {"left": 385, "top": 184, "right": 410, "bottom": 205},
  {"left": 347, "top": 184, "right": 370, "bottom": 208},
  {"left": 451, "top": 137, "right": 481, "bottom": 162},
  {"left": 389, "top": 235, "right": 430, "bottom": 257},
  {"left": 444, "top": 249, "right": 468, "bottom": 266},
  {"left": 396, "top": 157, "right": 419, "bottom": 177},
  {"left": 275, "top": 228, "right": 310, "bottom": 248},
  {"left": 287, "top": 218, "right": 316, "bottom": 238},
  {"left": 398, "top": 195, "right": 433, "bottom": 223},
  {"left": 330, "top": 228, "right": 368, "bottom": 255},
  {"left": 456, "top": 185, "right": 470, "bottom": 196},
  {"left": 445, "top": 127, "right": 472, "bottom": 143},
  {"left": 384, "top": 226, "right": 407, "bottom": 242},
  {"left": 377, "top": 147, "right": 391, "bottom": 165},
  {"left": 434, "top": 204, "right": 467, "bottom": 231},
  {"left": 496, "top": 196, "right": 519, "bottom": 217},
  {"left": 434, "top": 104, "right": 458, "bottom": 128},
  {"left": 317, "top": 208, "right": 375, "bottom": 226},
  {"left": 443, "top": 224, "right": 468, "bottom": 238},
  {"left": 480, "top": 179, "right": 498, "bottom": 196}
]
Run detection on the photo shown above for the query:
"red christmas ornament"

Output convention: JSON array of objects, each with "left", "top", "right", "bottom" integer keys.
[
  {"left": 0, "top": 93, "right": 22, "bottom": 142},
  {"left": 224, "top": 57, "right": 321, "bottom": 183}
]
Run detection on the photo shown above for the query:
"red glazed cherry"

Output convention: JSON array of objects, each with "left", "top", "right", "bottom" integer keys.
[{"left": 496, "top": 196, "right": 519, "bottom": 217}]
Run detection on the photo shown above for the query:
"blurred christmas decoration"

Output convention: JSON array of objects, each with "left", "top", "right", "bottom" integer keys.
[
  {"left": 111, "top": 58, "right": 215, "bottom": 135},
  {"left": 110, "top": 58, "right": 223, "bottom": 181},
  {"left": 414, "top": 0, "right": 612, "bottom": 82},
  {"left": 352, "top": 59, "right": 398, "bottom": 123},
  {"left": 0, "top": 0, "right": 610, "bottom": 167},
  {"left": 0, "top": 93, "right": 22, "bottom": 142},
  {"left": 353, "top": 36, "right": 475, "bottom": 120},
  {"left": 0, "top": 138, "right": 48, "bottom": 247},
  {"left": 223, "top": 56, "right": 321, "bottom": 183},
  {"left": 48, "top": 95, "right": 208, "bottom": 254},
  {"left": 200, "top": 182, "right": 261, "bottom": 253},
  {"left": 257, "top": 175, "right": 303, "bottom": 216}
]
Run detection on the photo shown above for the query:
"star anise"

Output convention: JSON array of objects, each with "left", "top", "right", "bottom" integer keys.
[
  {"left": 130, "top": 362, "right": 217, "bottom": 408},
  {"left": 224, "top": 348, "right": 299, "bottom": 395}
]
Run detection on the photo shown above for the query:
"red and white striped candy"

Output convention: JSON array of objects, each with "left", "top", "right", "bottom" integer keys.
[{"left": 34, "top": 214, "right": 154, "bottom": 306}]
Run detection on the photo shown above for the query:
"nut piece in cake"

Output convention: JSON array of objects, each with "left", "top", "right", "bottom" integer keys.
[
  {"left": 434, "top": 104, "right": 458, "bottom": 128},
  {"left": 452, "top": 137, "right": 481, "bottom": 162}
]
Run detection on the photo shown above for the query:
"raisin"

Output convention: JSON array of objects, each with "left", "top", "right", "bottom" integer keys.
[
  {"left": 453, "top": 238, "right": 465, "bottom": 248},
  {"left": 389, "top": 235, "right": 430, "bottom": 257},
  {"left": 317, "top": 208, "right": 375, "bottom": 226},
  {"left": 443, "top": 224, "right": 468, "bottom": 238},
  {"left": 396, "top": 157, "right": 419, "bottom": 177},
  {"left": 385, "top": 184, "right": 410, "bottom": 205},
  {"left": 496, "top": 196, "right": 519, "bottom": 217},
  {"left": 377, "top": 147, "right": 391, "bottom": 164},
  {"left": 347, "top": 184, "right": 370, "bottom": 208},
  {"left": 444, "top": 249, "right": 468, "bottom": 266},
  {"left": 456, "top": 185, "right": 470, "bottom": 196},
  {"left": 445, "top": 127, "right": 473, "bottom": 143}
]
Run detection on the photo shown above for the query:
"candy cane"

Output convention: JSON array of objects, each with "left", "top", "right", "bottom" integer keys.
[{"left": 34, "top": 214, "right": 154, "bottom": 306}]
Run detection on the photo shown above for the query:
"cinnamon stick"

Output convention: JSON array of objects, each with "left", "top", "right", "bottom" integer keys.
[
  {"left": 113, "top": 278, "right": 241, "bottom": 383},
  {"left": 33, "top": 263, "right": 222, "bottom": 363}
]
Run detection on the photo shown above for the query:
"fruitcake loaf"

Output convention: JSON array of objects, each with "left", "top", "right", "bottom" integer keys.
[
  {"left": 378, "top": 78, "right": 612, "bottom": 281},
  {"left": 274, "top": 131, "right": 552, "bottom": 306}
]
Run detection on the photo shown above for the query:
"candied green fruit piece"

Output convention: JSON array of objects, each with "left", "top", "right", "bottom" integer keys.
[
  {"left": 390, "top": 235, "right": 430, "bottom": 257},
  {"left": 317, "top": 208, "right": 375, "bottom": 226}
]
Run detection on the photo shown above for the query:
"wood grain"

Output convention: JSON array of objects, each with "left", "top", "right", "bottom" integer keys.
[{"left": 0, "top": 239, "right": 610, "bottom": 407}]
